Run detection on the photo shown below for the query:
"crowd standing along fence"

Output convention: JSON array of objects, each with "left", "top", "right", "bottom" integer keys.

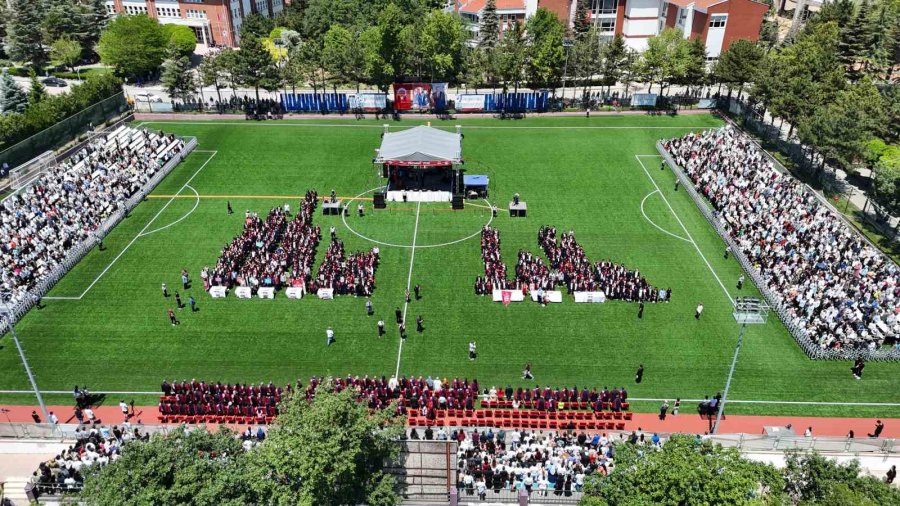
[
  {"left": 657, "top": 140, "right": 900, "bottom": 362},
  {"left": 0, "top": 134, "right": 197, "bottom": 331},
  {"left": 0, "top": 92, "right": 131, "bottom": 169}
]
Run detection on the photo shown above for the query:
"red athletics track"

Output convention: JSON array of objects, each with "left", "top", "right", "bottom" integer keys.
[{"left": 0, "top": 404, "right": 895, "bottom": 438}]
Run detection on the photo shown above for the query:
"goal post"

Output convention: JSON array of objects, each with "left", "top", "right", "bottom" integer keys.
[{"left": 9, "top": 151, "right": 57, "bottom": 193}]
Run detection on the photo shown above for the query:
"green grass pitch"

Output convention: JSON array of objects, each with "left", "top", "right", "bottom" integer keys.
[{"left": 2, "top": 114, "right": 898, "bottom": 418}]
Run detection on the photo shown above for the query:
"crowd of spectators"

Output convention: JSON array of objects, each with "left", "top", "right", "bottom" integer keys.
[
  {"left": 665, "top": 126, "right": 900, "bottom": 350},
  {"left": 1, "top": 126, "right": 183, "bottom": 307},
  {"left": 312, "top": 237, "right": 379, "bottom": 296},
  {"left": 454, "top": 428, "right": 629, "bottom": 499},
  {"left": 30, "top": 422, "right": 149, "bottom": 496},
  {"left": 209, "top": 192, "right": 321, "bottom": 293}
]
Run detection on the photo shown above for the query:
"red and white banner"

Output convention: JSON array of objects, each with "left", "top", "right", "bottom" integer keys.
[{"left": 394, "top": 83, "right": 431, "bottom": 111}]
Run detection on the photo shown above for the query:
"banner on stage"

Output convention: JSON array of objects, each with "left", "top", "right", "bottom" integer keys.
[
  {"left": 530, "top": 290, "right": 563, "bottom": 303},
  {"left": 492, "top": 289, "right": 524, "bottom": 303},
  {"left": 317, "top": 288, "right": 334, "bottom": 300},
  {"left": 431, "top": 83, "right": 448, "bottom": 109},
  {"left": 258, "top": 287, "right": 275, "bottom": 299},
  {"left": 349, "top": 93, "right": 387, "bottom": 111},
  {"left": 574, "top": 291, "right": 606, "bottom": 303},
  {"left": 393, "top": 83, "right": 431, "bottom": 111},
  {"left": 209, "top": 286, "right": 227, "bottom": 298},
  {"left": 285, "top": 287, "right": 304, "bottom": 299},
  {"left": 235, "top": 286, "right": 252, "bottom": 299},
  {"left": 456, "top": 94, "right": 486, "bottom": 112}
]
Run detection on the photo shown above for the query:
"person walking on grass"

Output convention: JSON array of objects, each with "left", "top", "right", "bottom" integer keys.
[
  {"left": 695, "top": 302, "right": 704, "bottom": 320},
  {"left": 189, "top": 295, "right": 196, "bottom": 312},
  {"left": 175, "top": 290, "right": 183, "bottom": 309},
  {"left": 416, "top": 315, "right": 424, "bottom": 333},
  {"left": 162, "top": 283, "right": 169, "bottom": 298},
  {"left": 637, "top": 301, "right": 644, "bottom": 319},
  {"left": 168, "top": 308, "right": 179, "bottom": 326},
  {"left": 405, "top": 289, "right": 411, "bottom": 303},
  {"left": 395, "top": 307, "right": 403, "bottom": 324},
  {"left": 635, "top": 365, "right": 644, "bottom": 384},
  {"left": 414, "top": 284, "right": 421, "bottom": 300},
  {"left": 227, "top": 201, "right": 233, "bottom": 214},
  {"left": 326, "top": 326, "right": 335, "bottom": 346},
  {"left": 366, "top": 298, "right": 373, "bottom": 316},
  {"left": 377, "top": 319, "right": 385, "bottom": 337},
  {"left": 468, "top": 341, "right": 477, "bottom": 361},
  {"left": 736, "top": 275, "right": 744, "bottom": 290}
]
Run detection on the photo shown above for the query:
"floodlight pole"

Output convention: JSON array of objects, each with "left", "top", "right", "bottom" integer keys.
[
  {"left": 712, "top": 322, "right": 746, "bottom": 434},
  {"left": 561, "top": 39, "right": 574, "bottom": 104},
  {"left": 1, "top": 298, "right": 50, "bottom": 424}
]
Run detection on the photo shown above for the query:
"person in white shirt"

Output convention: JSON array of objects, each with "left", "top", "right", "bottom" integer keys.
[
  {"left": 695, "top": 302, "right": 704, "bottom": 320},
  {"left": 49, "top": 411, "right": 59, "bottom": 424},
  {"left": 468, "top": 341, "right": 476, "bottom": 360}
]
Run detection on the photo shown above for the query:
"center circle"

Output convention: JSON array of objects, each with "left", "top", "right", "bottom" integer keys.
[{"left": 341, "top": 186, "right": 494, "bottom": 248}]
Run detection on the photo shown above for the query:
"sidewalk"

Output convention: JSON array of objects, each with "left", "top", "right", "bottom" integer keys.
[{"left": 1, "top": 404, "right": 895, "bottom": 438}]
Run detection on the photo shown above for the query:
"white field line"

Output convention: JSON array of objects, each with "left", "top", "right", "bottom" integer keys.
[
  {"left": 635, "top": 154, "right": 733, "bottom": 305},
  {"left": 395, "top": 202, "right": 421, "bottom": 378},
  {"left": 138, "top": 121, "right": 708, "bottom": 130},
  {"left": 640, "top": 190, "right": 691, "bottom": 243},
  {"left": 0, "top": 390, "right": 897, "bottom": 407},
  {"left": 43, "top": 151, "right": 217, "bottom": 301},
  {"left": 138, "top": 185, "right": 200, "bottom": 237}
]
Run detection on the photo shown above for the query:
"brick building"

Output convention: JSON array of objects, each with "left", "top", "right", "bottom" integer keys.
[
  {"left": 456, "top": 0, "right": 768, "bottom": 58},
  {"left": 103, "top": 0, "right": 285, "bottom": 48}
]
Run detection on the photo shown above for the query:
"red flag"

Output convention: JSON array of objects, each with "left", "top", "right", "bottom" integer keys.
[{"left": 501, "top": 290, "right": 511, "bottom": 306}]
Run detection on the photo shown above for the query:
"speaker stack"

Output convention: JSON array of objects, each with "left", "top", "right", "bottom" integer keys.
[
  {"left": 452, "top": 195, "right": 464, "bottom": 210},
  {"left": 373, "top": 192, "right": 387, "bottom": 209}
]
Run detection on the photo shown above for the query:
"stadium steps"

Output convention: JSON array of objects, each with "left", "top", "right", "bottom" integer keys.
[{"left": 2, "top": 477, "right": 30, "bottom": 505}]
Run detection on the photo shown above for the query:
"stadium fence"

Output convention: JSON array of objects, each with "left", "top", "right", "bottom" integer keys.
[
  {"left": 0, "top": 134, "right": 197, "bottom": 331},
  {"left": 0, "top": 92, "right": 131, "bottom": 170},
  {"left": 657, "top": 140, "right": 900, "bottom": 362}
]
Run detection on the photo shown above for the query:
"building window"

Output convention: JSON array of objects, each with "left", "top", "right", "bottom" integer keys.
[
  {"left": 184, "top": 0, "right": 204, "bottom": 3},
  {"left": 256, "top": 0, "right": 267, "bottom": 13},
  {"left": 591, "top": 0, "right": 617, "bottom": 15},
  {"left": 106, "top": 4, "right": 115, "bottom": 14},
  {"left": 187, "top": 9, "right": 207, "bottom": 18},
  {"left": 676, "top": 7, "right": 687, "bottom": 26},
  {"left": 124, "top": 5, "right": 148, "bottom": 15},
  {"left": 598, "top": 18, "right": 615, "bottom": 33},
  {"left": 156, "top": 6, "right": 181, "bottom": 18},
  {"left": 661, "top": 2, "right": 668, "bottom": 17},
  {"left": 709, "top": 14, "right": 727, "bottom": 28}
]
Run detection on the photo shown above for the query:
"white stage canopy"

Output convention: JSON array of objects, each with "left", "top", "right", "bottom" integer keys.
[{"left": 375, "top": 125, "right": 462, "bottom": 166}]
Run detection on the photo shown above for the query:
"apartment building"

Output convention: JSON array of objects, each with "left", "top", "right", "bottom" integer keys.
[{"left": 104, "top": 0, "right": 285, "bottom": 48}]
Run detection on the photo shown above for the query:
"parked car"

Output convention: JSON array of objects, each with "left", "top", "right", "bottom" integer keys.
[
  {"left": 132, "top": 92, "right": 163, "bottom": 103},
  {"left": 41, "top": 77, "right": 68, "bottom": 87}
]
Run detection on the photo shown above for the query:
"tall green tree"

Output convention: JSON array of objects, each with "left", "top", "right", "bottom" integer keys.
[
  {"left": 98, "top": 15, "right": 168, "bottom": 78},
  {"left": 783, "top": 450, "right": 900, "bottom": 505},
  {"left": 50, "top": 35, "right": 84, "bottom": 73},
  {"left": 838, "top": 0, "right": 872, "bottom": 80},
  {"left": 84, "top": 0, "right": 109, "bottom": 57},
  {"left": 163, "top": 24, "right": 198, "bottom": 56},
  {"left": 6, "top": 0, "right": 47, "bottom": 67},
  {"left": 526, "top": 8, "right": 566, "bottom": 90},
  {"left": 714, "top": 39, "right": 764, "bottom": 99},
  {"left": 758, "top": 0, "right": 780, "bottom": 49},
  {"left": 160, "top": 47, "right": 196, "bottom": 104},
  {"left": 323, "top": 25, "right": 367, "bottom": 92},
  {"left": 41, "top": 0, "right": 88, "bottom": 46},
  {"left": 199, "top": 54, "right": 226, "bottom": 104},
  {"left": 638, "top": 28, "right": 686, "bottom": 94},
  {"left": 240, "top": 12, "right": 276, "bottom": 40},
  {"left": 479, "top": 0, "right": 500, "bottom": 48},
  {"left": 420, "top": 10, "right": 467, "bottom": 83},
  {"left": 0, "top": 70, "right": 28, "bottom": 114},
  {"left": 0, "top": 2, "right": 7, "bottom": 59},
  {"left": 572, "top": 25, "right": 604, "bottom": 99},
  {"left": 235, "top": 35, "right": 281, "bottom": 101},
  {"left": 247, "top": 383, "right": 404, "bottom": 506},
  {"left": 599, "top": 34, "right": 628, "bottom": 95},
  {"left": 581, "top": 435, "right": 786, "bottom": 505},
  {"left": 864, "top": 0, "right": 899, "bottom": 77},
  {"left": 573, "top": 0, "right": 592, "bottom": 38},
  {"left": 497, "top": 19, "right": 527, "bottom": 93},
  {"left": 80, "top": 427, "right": 256, "bottom": 506},
  {"left": 27, "top": 70, "right": 46, "bottom": 105}
]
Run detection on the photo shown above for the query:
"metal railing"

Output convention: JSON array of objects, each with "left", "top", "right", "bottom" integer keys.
[
  {"left": 0, "top": 135, "right": 197, "bottom": 330},
  {"left": 657, "top": 140, "right": 900, "bottom": 362}
]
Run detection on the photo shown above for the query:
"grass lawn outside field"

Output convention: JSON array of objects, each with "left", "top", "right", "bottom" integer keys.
[{"left": 1, "top": 114, "right": 898, "bottom": 418}]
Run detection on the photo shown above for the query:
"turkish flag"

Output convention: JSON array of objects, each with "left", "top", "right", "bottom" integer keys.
[{"left": 501, "top": 290, "right": 511, "bottom": 306}]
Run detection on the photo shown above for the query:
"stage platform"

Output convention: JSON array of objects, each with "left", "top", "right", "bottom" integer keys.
[{"left": 387, "top": 190, "right": 452, "bottom": 203}]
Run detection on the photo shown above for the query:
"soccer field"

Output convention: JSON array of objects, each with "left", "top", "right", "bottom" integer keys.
[{"left": 2, "top": 114, "right": 898, "bottom": 418}]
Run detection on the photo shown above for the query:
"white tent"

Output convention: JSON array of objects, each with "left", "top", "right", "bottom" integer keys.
[{"left": 375, "top": 125, "right": 462, "bottom": 165}]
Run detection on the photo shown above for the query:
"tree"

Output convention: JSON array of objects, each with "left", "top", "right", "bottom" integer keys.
[
  {"left": 571, "top": 25, "right": 603, "bottom": 99},
  {"left": 573, "top": 0, "right": 591, "bottom": 38},
  {"left": 714, "top": 39, "right": 764, "bottom": 99},
  {"left": 240, "top": 12, "right": 276, "bottom": 40},
  {"left": 163, "top": 24, "right": 198, "bottom": 56},
  {"left": 525, "top": 8, "right": 566, "bottom": 91},
  {"left": 838, "top": 0, "right": 871, "bottom": 81},
  {"left": 41, "top": 0, "right": 88, "bottom": 47},
  {"left": 234, "top": 35, "right": 281, "bottom": 101},
  {"left": 581, "top": 435, "right": 786, "bottom": 505},
  {"left": 6, "top": 0, "right": 47, "bottom": 67},
  {"left": 199, "top": 54, "right": 226, "bottom": 104},
  {"left": 783, "top": 450, "right": 900, "bottom": 505},
  {"left": 677, "top": 36, "right": 708, "bottom": 93},
  {"left": 863, "top": 0, "right": 899, "bottom": 77},
  {"left": 51, "top": 35, "right": 84, "bottom": 73},
  {"left": 80, "top": 427, "right": 256, "bottom": 506},
  {"left": 758, "top": 0, "right": 780, "bottom": 49},
  {"left": 300, "top": 0, "right": 379, "bottom": 41},
  {"left": 0, "top": 70, "right": 28, "bottom": 115},
  {"left": 160, "top": 47, "right": 196, "bottom": 104},
  {"left": 871, "top": 146, "right": 900, "bottom": 216},
  {"left": 420, "top": 10, "right": 467, "bottom": 83},
  {"left": 85, "top": 0, "right": 109, "bottom": 57},
  {"left": 479, "top": 0, "right": 500, "bottom": 48},
  {"left": 638, "top": 28, "right": 686, "bottom": 94},
  {"left": 323, "top": 25, "right": 367, "bottom": 92},
  {"left": 496, "top": 20, "right": 527, "bottom": 93},
  {"left": 98, "top": 15, "right": 168, "bottom": 78},
  {"left": 27, "top": 70, "right": 46, "bottom": 105},
  {"left": 0, "top": 2, "right": 7, "bottom": 59},
  {"left": 599, "top": 34, "right": 628, "bottom": 95},
  {"left": 247, "top": 382, "right": 404, "bottom": 506}
]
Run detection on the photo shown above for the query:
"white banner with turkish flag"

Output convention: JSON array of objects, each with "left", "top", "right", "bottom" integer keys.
[{"left": 492, "top": 289, "right": 524, "bottom": 303}]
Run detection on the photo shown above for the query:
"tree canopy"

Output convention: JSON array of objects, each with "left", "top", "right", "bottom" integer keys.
[{"left": 97, "top": 15, "right": 168, "bottom": 78}]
